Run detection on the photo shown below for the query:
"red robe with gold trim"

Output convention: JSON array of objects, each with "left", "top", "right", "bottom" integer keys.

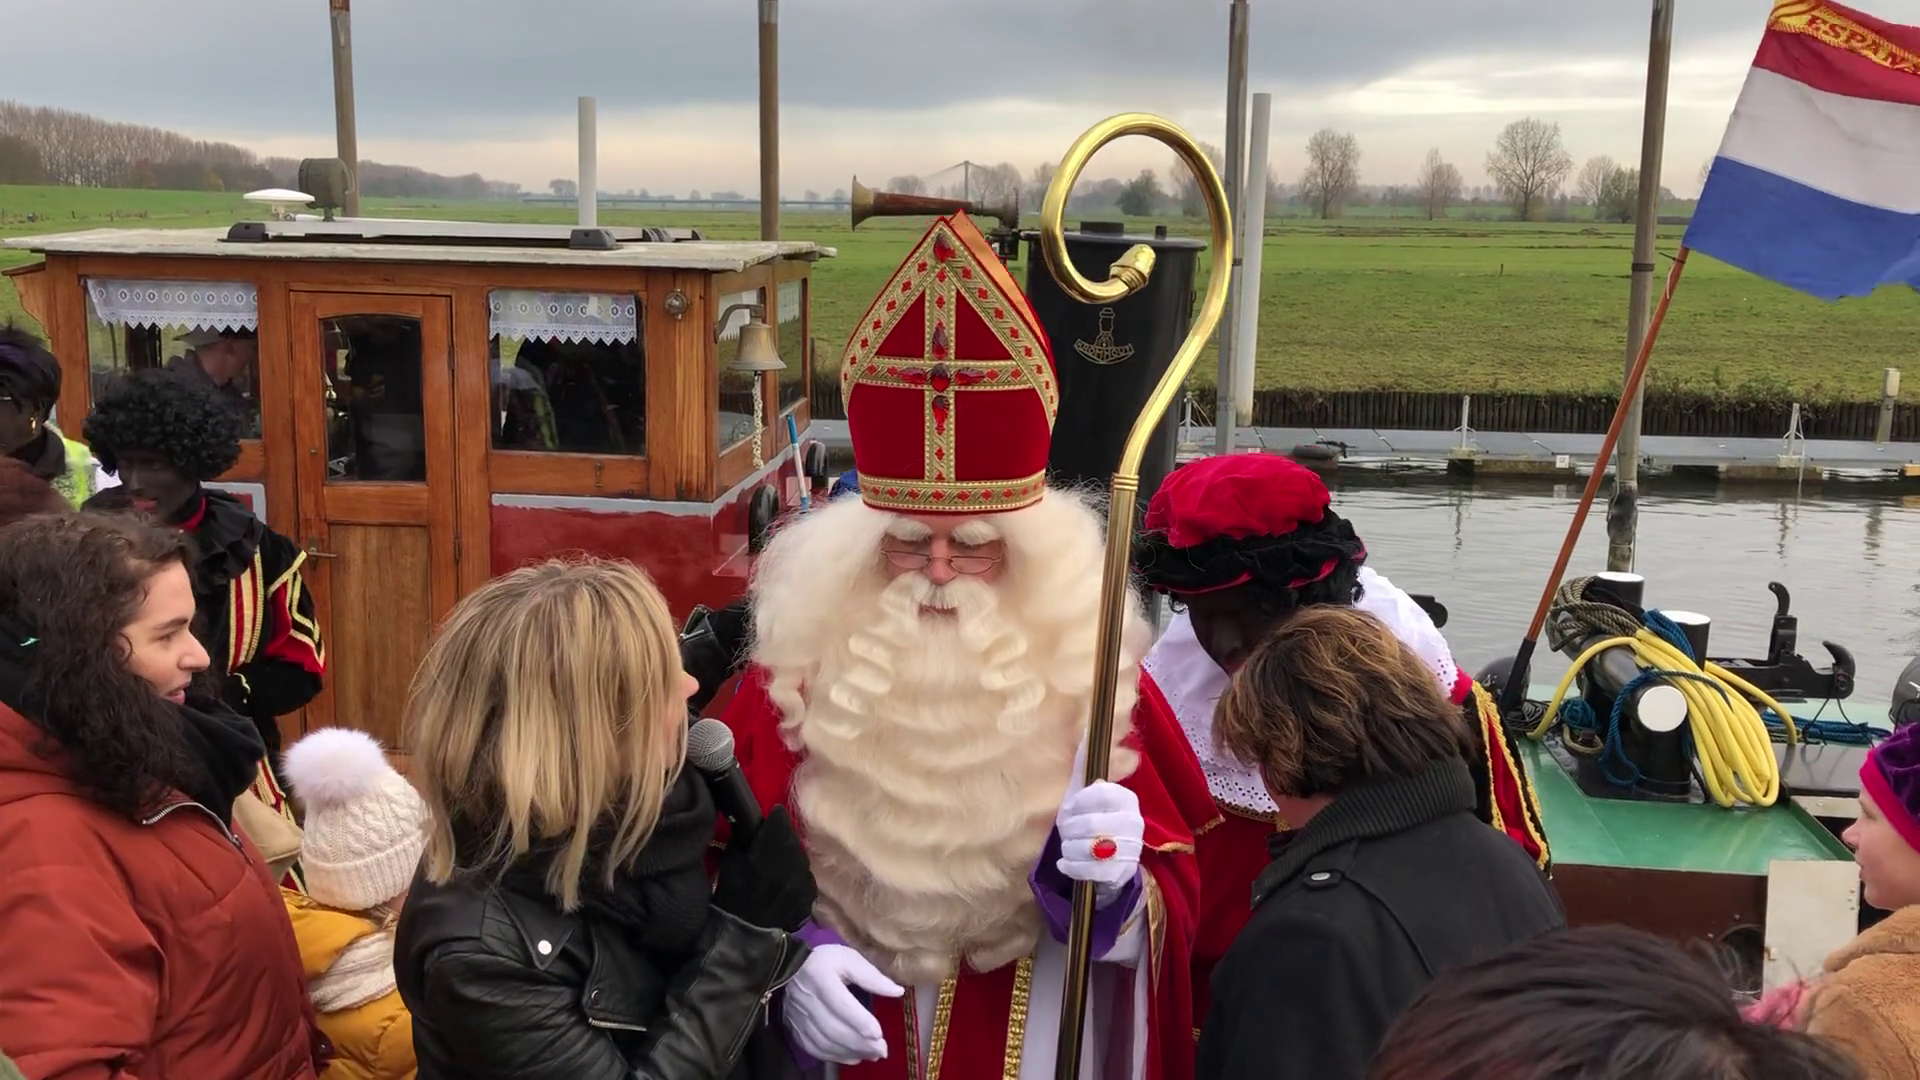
[
  {"left": 1143, "top": 603, "right": 1549, "bottom": 1033},
  {"left": 723, "top": 666, "right": 1213, "bottom": 1080}
]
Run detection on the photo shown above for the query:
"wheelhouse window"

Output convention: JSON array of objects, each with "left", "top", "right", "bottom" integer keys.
[
  {"left": 487, "top": 289, "right": 645, "bottom": 456},
  {"left": 716, "top": 288, "right": 760, "bottom": 452},
  {"left": 776, "top": 279, "right": 808, "bottom": 416},
  {"left": 83, "top": 279, "right": 262, "bottom": 438}
]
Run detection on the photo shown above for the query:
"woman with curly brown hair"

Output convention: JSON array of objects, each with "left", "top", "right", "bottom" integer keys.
[
  {"left": 84, "top": 366, "right": 324, "bottom": 887},
  {"left": 1196, "top": 606, "right": 1563, "bottom": 1080},
  {"left": 0, "top": 513, "right": 323, "bottom": 1078}
]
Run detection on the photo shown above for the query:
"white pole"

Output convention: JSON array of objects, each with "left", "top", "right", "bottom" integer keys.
[
  {"left": 1233, "top": 92, "right": 1271, "bottom": 425},
  {"left": 1214, "top": 0, "right": 1250, "bottom": 454},
  {"left": 578, "top": 96, "right": 598, "bottom": 228}
]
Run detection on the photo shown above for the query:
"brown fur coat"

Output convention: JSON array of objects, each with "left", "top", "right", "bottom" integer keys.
[{"left": 1808, "top": 906, "right": 1920, "bottom": 1078}]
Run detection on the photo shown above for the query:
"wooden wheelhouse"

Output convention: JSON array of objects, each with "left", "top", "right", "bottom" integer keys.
[{"left": 3, "top": 218, "right": 832, "bottom": 762}]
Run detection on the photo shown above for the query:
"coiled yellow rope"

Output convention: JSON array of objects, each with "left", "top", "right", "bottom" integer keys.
[{"left": 1529, "top": 622, "right": 1798, "bottom": 810}]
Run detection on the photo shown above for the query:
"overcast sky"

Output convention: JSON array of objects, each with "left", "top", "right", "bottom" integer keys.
[{"left": 7, "top": 0, "right": 1920, "bottom": 196}]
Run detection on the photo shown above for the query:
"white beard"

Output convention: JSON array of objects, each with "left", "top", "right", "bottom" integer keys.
[{"left": 750, "top": 492, "right": 1146, "bottom": 985}]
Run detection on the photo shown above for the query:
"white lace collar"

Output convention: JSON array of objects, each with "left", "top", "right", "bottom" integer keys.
[{"left": 1142, "top": 566, "right": 1466, "bottom": 815}]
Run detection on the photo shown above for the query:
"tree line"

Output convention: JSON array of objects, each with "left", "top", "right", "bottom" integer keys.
[
  {"left": 876, "top": 118, "right": 1680, "bottom": 224},
  {"left": 0, "top": 100, "right": 520, "bottom": 200}
]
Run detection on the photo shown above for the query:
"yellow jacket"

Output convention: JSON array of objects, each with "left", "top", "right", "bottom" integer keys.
[
  {"left": 283, "top": 889, "right": 417, "bottom": 1080},
  {"left": 1808, "top": 905, "right": 1920, "bottom": 1078}
]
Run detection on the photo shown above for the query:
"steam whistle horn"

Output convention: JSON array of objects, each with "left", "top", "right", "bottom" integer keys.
[{"left": 849, "top": 177, "right": 1020, "bottom": 232}]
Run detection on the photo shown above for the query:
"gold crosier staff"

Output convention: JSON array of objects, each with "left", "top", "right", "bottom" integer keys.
[{"left": 1040, "top": 114, "right": 1232, "bottom": 1080}]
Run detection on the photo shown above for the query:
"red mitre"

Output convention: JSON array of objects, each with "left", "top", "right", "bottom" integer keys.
[
  {"left": 840, "top": 212, "right": 1058, "bottom": 515},
  {"left": 1143, "top": 452, "right": 1330, "bottom": 549}
]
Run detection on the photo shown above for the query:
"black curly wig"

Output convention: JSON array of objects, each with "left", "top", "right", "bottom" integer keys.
[
  {"left": 0, "top": 321, "right": 61, "bottom": 413},
  {"left": 82, "top": 367, "right": 242, "bottom": 481},
  {"left": 1133, "top": 508, "right": 1369, "bottom": 615}
]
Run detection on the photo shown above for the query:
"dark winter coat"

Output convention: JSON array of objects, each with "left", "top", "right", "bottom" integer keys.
[
  {"left": 1196, "top": 758, "right": 1565, "bottom": 1080},
  {"left": 395, "top": 776, "right": 807, "bottom": 1080}
]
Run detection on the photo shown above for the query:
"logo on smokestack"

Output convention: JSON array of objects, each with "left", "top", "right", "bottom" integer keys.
[{"left": 1073, "top": 308, "right": 1135, "bottom": 366}]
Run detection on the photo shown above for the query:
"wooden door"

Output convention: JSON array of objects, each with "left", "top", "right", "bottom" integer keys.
[{"left": 287, "top": 292, "right": 458, "bottom": 764}]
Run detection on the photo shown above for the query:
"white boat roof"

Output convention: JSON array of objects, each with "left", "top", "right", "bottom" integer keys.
[{"left": 5, "top": 217, "right": 835, "bottom": 273}]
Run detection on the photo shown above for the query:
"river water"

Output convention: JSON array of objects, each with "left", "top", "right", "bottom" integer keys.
[{"left": 1331, "top": 473, "right": 1920, "bottom": 715}]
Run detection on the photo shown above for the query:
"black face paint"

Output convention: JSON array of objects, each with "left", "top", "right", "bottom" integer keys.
[
  {"left": 113, "top": 451, "right": 200, "bottom": 524},
  {"left": 1185, "top": 586, "right": 1293, "bottom": 674},
  {"left": 0, "top": 397, "right": 43, "bottom": 458}
]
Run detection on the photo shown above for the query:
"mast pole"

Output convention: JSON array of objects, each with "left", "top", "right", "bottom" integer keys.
[
  {"left": 328, "top": 0, "right": 360, "bottom": 217},
  {"left": 1215, "top": 0, "right": 1249, "bottom": 453},
  {"left": 758, "top": 0, "right": 781, "bottom": 240},
  {"left": 1609, "top": 0, "right": 1676, "bottom": 572},
  {"left": 578, "top": 97, "right": 598, "bottom": 228}
]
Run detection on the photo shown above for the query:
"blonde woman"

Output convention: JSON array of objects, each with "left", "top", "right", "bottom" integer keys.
[{"left": 394, "top": 559, "right": 815, "bottom": 1080}]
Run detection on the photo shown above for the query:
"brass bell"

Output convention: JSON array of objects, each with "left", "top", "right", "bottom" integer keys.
[{"left": 729, "top": 319, "right": 786, "bottom": 373}]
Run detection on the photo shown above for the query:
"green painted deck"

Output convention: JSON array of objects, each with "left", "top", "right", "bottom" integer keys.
[{"left": 1520, "top": 684, "right": 1861, "bottom": 874}]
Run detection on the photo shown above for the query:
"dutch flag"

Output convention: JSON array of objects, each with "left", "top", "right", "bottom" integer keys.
[{"left": 1686, "top": 0, "right": 1920, "bottom": 300}]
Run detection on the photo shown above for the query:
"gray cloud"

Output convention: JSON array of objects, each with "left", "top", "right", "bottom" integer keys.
[{"left": 0, "top": 0, "right": 1806, "bottom": 141}]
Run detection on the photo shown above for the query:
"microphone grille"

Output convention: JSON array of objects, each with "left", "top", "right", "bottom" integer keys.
[{"left": 686, "top": 717, "right": 737, "bottom": 773}]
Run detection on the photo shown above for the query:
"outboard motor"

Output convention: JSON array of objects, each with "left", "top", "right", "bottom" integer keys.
[{"left": 1892, "top": 657, "right": 1920, "bottom": 727}]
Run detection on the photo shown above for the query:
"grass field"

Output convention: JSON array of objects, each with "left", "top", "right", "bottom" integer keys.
[{"left": 3, "top": 184, "right": 1916, "bottom": 403}]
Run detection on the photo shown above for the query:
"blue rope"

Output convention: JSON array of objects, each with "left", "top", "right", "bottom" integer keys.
[
  {"left": 1760, "top": 708, "right": 1890, "bottom": 746},
  {"left": 1642, "top": 609, "right": 1694, "bottom": 659}
]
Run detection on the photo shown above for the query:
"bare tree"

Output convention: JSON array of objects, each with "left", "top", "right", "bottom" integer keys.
[
  {"left": 1299, "top": 129, "right": 1362, "bottom": 219},
  {"left": 886, "top": 175, "right": 926, "bottom": 196},
  {"left": 1165, "top": 141, "right": 1225, "bottom": 218},
  {"left": 1413, "top": 148, "right": 1463, "bottom": 221},
  {"left": 1575, "top": 155, "right": 1615, "bottom": 212},
  {"left": 1264, "top": 165, "right": 1288, "bottom": 216},
  {"left": 1025, "top": 162, "right": 1056, "bottom": 209},
  {"left": 549, "top": 178, "right": 577, "bottom": 197},
  {"left": 970, "top": 162, "right": 1023, "bottom": 211},
  {"left": 1485, "top": 118, "right": 1574, "bottom": 221}
]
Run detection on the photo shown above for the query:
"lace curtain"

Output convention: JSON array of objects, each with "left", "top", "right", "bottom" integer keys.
[
  {"left": 86, "top": 279, "right": 258, "bottom": 331},
  {"left": 489, "top": 289, "right": 638, "bottom": 345}
]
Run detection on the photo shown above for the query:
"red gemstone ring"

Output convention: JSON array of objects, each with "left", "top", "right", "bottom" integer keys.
[{"left": 1091, "top": 836, "right": 1119, "bottom": 861}]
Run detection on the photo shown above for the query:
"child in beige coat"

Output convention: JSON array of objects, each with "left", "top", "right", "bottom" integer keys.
[{"left": 1749, "top": 722, "right": 1920, "bottom": 1077}]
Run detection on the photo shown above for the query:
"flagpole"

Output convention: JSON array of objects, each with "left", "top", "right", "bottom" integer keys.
[
  {"left": 1499, "top": 249, "right": 1691, "bottom": 719},
  {"left": 1608, "top": 0, "right": 1677, "bottom": 572}
]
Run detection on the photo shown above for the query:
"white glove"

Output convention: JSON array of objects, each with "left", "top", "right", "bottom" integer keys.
[
  {"left": 783, "top": 943, "right": 905, "bottom": 1065},
  {"left": 1055, "top": 780, "right": 1144, "bottom": 908}
]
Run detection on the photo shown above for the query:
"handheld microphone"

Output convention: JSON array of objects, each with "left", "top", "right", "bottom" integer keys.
[{"left": 687, "top": 718, "right": 763, "bottom": 844}]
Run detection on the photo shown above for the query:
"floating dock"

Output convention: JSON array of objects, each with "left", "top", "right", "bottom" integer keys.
[{"left": 806, "top": 421, "right": 1920, "bottom": 482}]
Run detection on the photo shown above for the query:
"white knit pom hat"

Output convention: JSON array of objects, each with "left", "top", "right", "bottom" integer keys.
[{"left": 281, "top": 728, "right": 429, "bottom": 912}]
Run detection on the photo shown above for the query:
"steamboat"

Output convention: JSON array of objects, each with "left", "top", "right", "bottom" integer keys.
[{"left": 2, "top": 2, "right": 1900, "bottom": 1053}]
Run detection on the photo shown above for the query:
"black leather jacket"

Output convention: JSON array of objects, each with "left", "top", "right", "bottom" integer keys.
[{"left": 396, "top": 869, "right": 808, "bottom": 1080}]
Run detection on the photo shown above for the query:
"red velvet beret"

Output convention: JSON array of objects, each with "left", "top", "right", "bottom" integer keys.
[
  {"left": 1864, "top": 724, "right": 1920, "bottom": 854},
  {"left": 1142, "top": 453, "right": 1330, "bottom": 549}
]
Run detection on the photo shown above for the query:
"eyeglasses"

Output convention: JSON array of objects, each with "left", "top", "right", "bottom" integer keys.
[{"left": 881, "top": 548, "right": 1002, "bottom": 575}]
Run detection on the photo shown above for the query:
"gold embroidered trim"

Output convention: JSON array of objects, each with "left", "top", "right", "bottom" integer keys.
[
  {"left": 1149, "top": 840, "right": 1195, "bottom": 854},
  {"left": 905, "top": 985, "right": 924, "bottom": 1080},
  {"left": 1002, "top": 956, "right": 1035, "bottom": 1080},
  {"left": 925, "top": 975, "right": 957, "bottom": 1080},
  {"left": 1145, "top": 872, "right": 1167, "bottom": 986},
  {"left": 1193, "top": 813, "right": 1229, "bottom": 836},
  {"left": 1473, "top": 682, "right": 1551, "bottom": 869},
  {"left": 840, "top": 217, "right": 1060, "bottom": 421},
  {"left": 852, "top": 469, "right": 1049, "bottom": 513},
  {"left": 1770, "top": 1, "right": 1920, "bottom": 76}
]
